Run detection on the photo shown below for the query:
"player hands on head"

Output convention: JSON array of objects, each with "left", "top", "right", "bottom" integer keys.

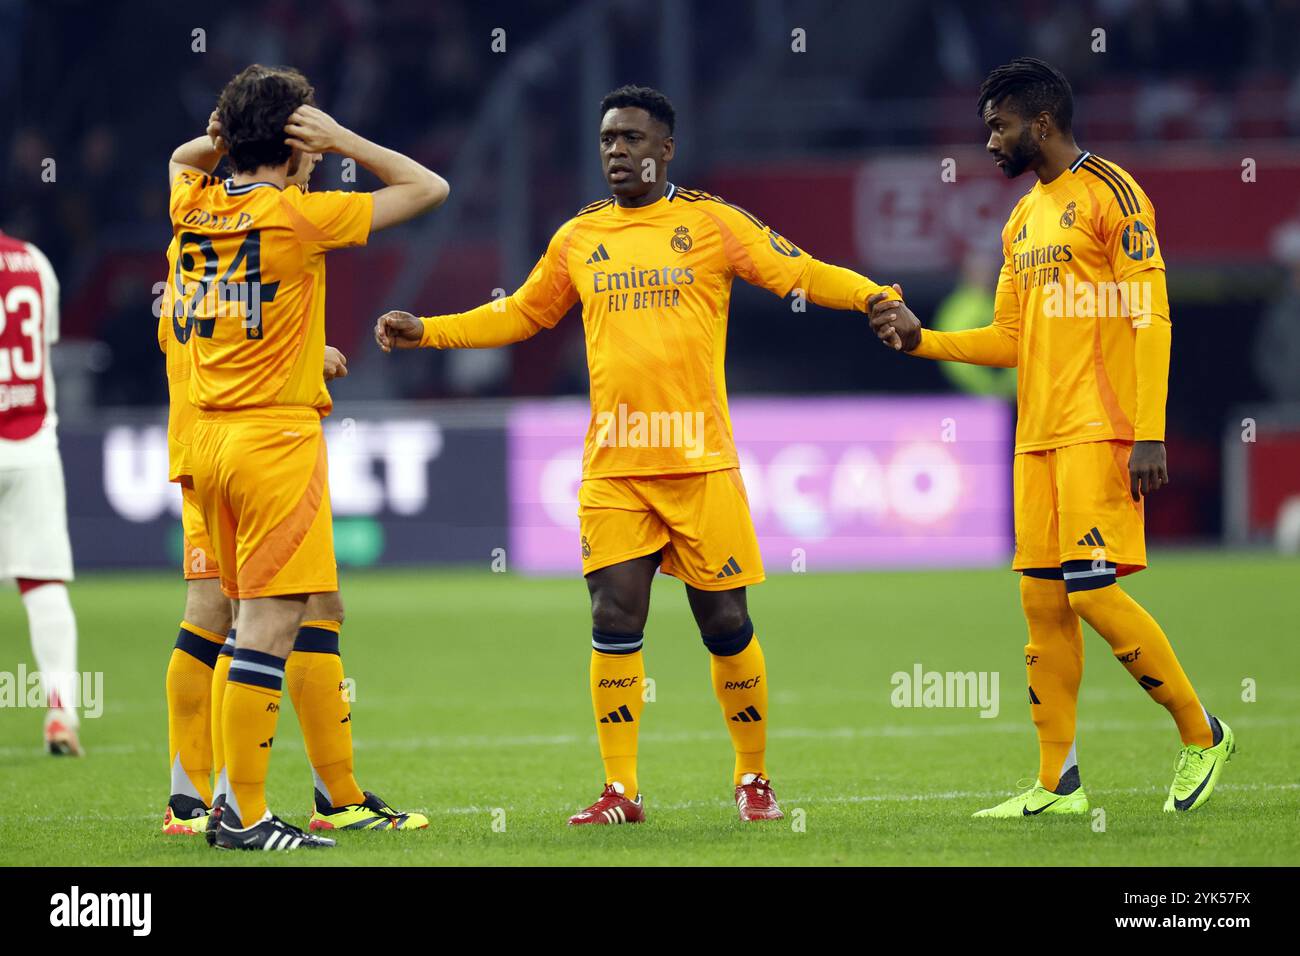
[
  {"left": 374, "top": 84, "right": 904, "bottom": 826},
  {"left": 868, "top": 57, "right": 1235, "bottom": 819},
  {"left": 162, "top": 63, "right": 447, "bottom": 850}
]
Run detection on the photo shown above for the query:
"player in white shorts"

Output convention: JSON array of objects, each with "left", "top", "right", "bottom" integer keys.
[{"left": 0, "top": 229, "right": 82, "bottom": 755}]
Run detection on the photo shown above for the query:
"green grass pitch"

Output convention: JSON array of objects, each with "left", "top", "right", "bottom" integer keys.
[{"left": 1, "top": 552, "right": 1296, "bottom": 866}]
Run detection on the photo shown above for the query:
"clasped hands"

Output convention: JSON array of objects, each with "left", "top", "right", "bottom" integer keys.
[{"left": 867, "top": 283, "right": 922, "bottom": 353}]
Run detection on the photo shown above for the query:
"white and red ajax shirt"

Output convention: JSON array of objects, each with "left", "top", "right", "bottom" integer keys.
[{"left": 0, "top": 230, "right": 61, "bottom": 466}]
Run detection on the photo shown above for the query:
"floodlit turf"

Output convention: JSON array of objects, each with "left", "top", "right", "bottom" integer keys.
[{"left": 1, "top": 552, "right": 1296, "bottom": 866}]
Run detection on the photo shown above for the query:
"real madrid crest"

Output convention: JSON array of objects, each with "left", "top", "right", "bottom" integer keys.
[
  {"left": 1060, "top": 200, "right": 1077, "bottom": 229},
  {"left": 671, "top": 224, "right": 693, "bottom": 253}
]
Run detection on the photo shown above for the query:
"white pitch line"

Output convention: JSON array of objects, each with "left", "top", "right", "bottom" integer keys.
[
  {"left": 0, "top": 714, "right": 1292, "bottom": 759},
  {"left": 349, "top": 713, "right": 1297, "bottom": 751}
]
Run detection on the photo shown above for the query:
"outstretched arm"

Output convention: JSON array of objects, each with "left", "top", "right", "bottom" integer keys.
[
  {"left": 375, "top": 302, "right": 552, "bottom": 352},
  {"left": 285, "top": 106, "right": 449, "bottom": 231},
  {"left": 909, "top": 319, "right": 1020, "bottom": 367},
  {"left": 708, "top": 201, "right": 901, "bottom": 318},
  {"left": 376, "top": 223, "right": 580, "bottom": 352},
  {"left": 869, "top": 260, "right": 1020, "bottom": 367},
  {"left": 798, "top": 257, "right": 902, "bottom": 314}
]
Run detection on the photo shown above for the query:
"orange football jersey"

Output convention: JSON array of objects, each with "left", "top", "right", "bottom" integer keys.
[
  {"left": 420, "top": 185, "right": 897, "bottom": 478},
  {"left": 167, "top": 173, "right": 372, "bottom": 416},
  {"left": 914, "top": 152, "right": 1171, "bottom": 453}
]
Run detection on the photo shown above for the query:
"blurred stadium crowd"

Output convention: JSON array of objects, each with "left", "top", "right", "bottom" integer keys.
[{"left": 5, "top": 0, "right": 1299, "bottom": 262}]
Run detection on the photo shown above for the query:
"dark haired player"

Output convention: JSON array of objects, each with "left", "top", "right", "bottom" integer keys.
[
  {"left": 160, "top": 106, "right": 431, "bottom": 840},
  {"left": 166, "top": 64, "right": 447, "bottom": 849},
  {"left": 870, "top": 58, "right": 1234, "bottom": 816},
  {"left": 375, "top": 85, "right": 900, "bottom": 825}
]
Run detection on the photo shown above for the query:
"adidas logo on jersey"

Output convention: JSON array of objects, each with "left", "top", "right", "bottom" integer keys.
[
  {"left": 716, "top": 556, "right": 743, "bottom": 579},
  {"left": 586, "top": 243, "right": 610, "bottom": 264},
  {"left": 1013, "top": 223, "right": 1028, "bottom": 244}
]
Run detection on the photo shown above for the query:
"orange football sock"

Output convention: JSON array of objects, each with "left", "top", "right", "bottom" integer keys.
[
  {"left": 590, "top": 629, "right": 646, "bottom": 797},
  {"left": 210, "top": 634, "right": 233, "bottom": 802},
  {"left": 222, "top": 649, "right": 286, "bottom": 825},
  {"left": 166, "top": 622, "right": 224, "bottom": 805},
  {"left": 286, "top": 620, "right": 364, "bottom": 808},
  {"left": 703, "top": 620, "right": 768, "bottom": 785},
  {"left": 1020, "top": 575, "right": 1084, "bottom": 791},
  {"left": 1067, "top": 579, "right": 1213, "bottom": 748}
]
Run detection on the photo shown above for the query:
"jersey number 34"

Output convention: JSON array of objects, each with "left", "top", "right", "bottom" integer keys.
[{"left": 171, "top": 229, "right": 279, "bottom": 344}]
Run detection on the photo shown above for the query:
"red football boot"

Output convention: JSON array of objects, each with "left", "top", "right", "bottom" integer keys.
[
  {"left": 567, "top": 783, "right": 645, "bottom": 826},
  {"left": 735, "top": 774, "right": 783, "bottom": 821},
  {"left": 44, "top": 711, "right": 83, "bottom": 757}
]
